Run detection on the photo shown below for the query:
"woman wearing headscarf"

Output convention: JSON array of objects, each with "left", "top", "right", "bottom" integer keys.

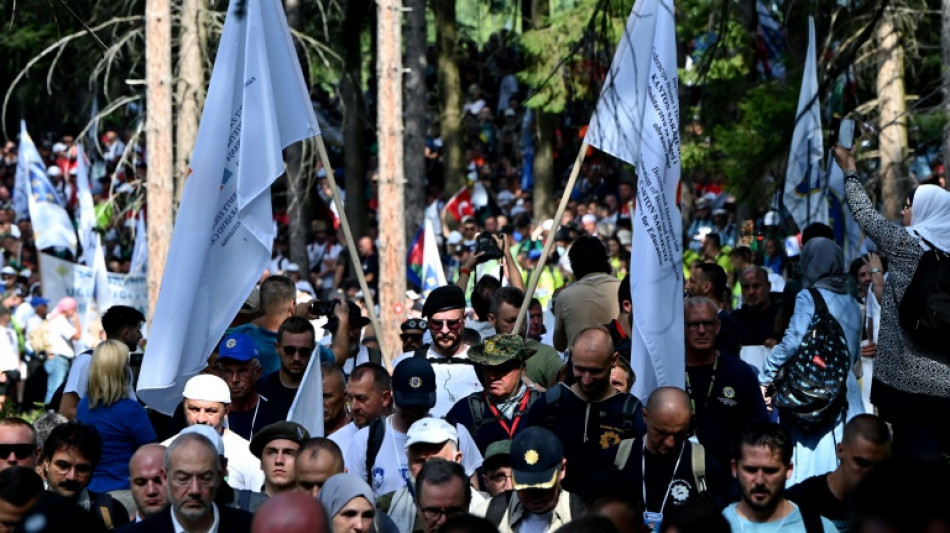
[
  {"left": 835, "top": 145, "right": 950, "bottom": 457},
  {"left": 318, "top": 473, "right": 398, "bottom": 533},
  {"left": 760, "top": 237, "right": 864, "bottom": 483}
]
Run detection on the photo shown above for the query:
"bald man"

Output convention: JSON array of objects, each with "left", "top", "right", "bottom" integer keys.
[
  {"left": 295, "top": 438, "right": 344, "bottom": 497},
  {"left": 251, "top": 491, "right": 330, "bottom": 533},
  {"left": 128, "top": 444, "right": 167, "bottom": 522},
  {"left": 604, "top": 387, "right": 730, "bottom": 513},
  {"left": 524, "top": 326, "right": 646, "bottom": 493}
]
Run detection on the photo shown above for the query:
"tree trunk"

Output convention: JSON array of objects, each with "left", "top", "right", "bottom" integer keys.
[
  {"left": 434, "top": 0, "right": 464, "bottom": 196},
  {"left": 942, "top": 0, "right": 950, "bottom": 186},
  {"left": 403, "top": 0, "right": 427, "bottom": 245},
  {"left": 342, "top": 0, "right": 369, "bottom": 242},
  {"left": 175, "top": 0, "right": 204, "bottom": 209},
  {"left": 876, "top": 9, "right": 909, "bottom": 220},
  {"left": 534, "top": 112, "right": 556, "bottom": 219},
  {"left": 378, "top": 0, "right": 406, "bottom": 361},
  {"left": 284, "top": 0, "right": 309, "bottom": 270},
  {"left": 146, "top": 0, "right": 173, "bottom": 321}
]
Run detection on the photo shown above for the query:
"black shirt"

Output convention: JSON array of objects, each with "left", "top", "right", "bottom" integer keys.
[
  {"left": 731, "top": 301, "right": 780, "bottom": 346},
  {"left": 256, "top": 371, "right": 298, "bottom": 419},
  {"left": 786, "top": 474, "right": 848, "bottom": 532},
  {"left": 227, "top": 394, "right": 283, "bottom": 441},
  {"left": 445, "top": 390, "right": 539, "bottom": 455},
  {"left": 715, "top": 309, "right": 742, "bottom": 355}
]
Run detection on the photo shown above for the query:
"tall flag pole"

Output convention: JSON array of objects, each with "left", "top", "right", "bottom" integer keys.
[
  {"left": 137, "top": 0, "right": 321, "bottom": 415},
  {"left": 783, "top": 16, "right": 827, "bottom": 230},
  {"left": 584, "top": 0, "right": 684, "bottom": 399}
]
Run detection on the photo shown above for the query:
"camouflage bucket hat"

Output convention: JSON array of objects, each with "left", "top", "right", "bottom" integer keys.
[{"left": 469, "top": 333, "right": 536, "bottom": 366}]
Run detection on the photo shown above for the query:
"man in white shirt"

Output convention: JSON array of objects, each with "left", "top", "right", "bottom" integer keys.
[
  {"left": 160, "top": 375, "right": 265, "bottom": 492},
  {"left": 328, "top": 362, "right": 392, "bottom": 451},
  {"left": 390, "top": 286, "right": 482, "bottom": 417}
]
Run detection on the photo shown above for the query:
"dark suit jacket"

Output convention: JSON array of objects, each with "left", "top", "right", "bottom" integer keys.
[{"left": 116, "top": 505, "right": 252, "bottom": 533}]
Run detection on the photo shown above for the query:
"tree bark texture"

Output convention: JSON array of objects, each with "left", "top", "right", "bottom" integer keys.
[
  {"left": 533, "top": 112, "right": 557, "bottom": 219},
  {"left": 174, "top": 0, "right": 205, "bottom": 209},
  {"left": 434, "top": 0, "right": 464, "bottom": 197},
  {"left": 284, "top": 0, "right": 309, "bottom": 271},
  {"left": 876, "top": 10, "right": 909, "bottom": 220},
  {"left": 404, "top": 0, "right": 427, "bottom": 245},
  {"left": 342, "top": 0, "right": 369, "bottom": 242},
  {"left": 146, "top": 0, "right": 173, "bottom": 320},
  {"left": 378, "top": 0, "right": 407, "bottom": 361},
  {"left": 942, "top": 0, "right": 950, "bottom": 186}
]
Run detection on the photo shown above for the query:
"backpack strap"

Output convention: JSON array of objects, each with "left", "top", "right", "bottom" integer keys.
[
  {"left": 92, "top": 491, "right": 115, "bottom": 529},
  {"left": 799, "top": 505, "right": 825, "bottom": 533},
  {"left": 690, "top": 441, "right": 707, "bottom": 493},
  {"left": 466, "top": 394, "right": 489, "bottom": 436},
  {"left": 237, "top": 489, "right": 252, "bottom": 511},
  {"left": 568, "top": 492, "right": 585, "bottom": 520},
  {"left": 365, "top": 417, "right": 386, "bottom": 486},
  {"left": 807, "top": 288, "right": 830, "bottom": 316},
  {"left": 620, "top": 394, "right": 641, "bottom": 433},
  {"left": 613, "top": 439, "right": 635, "bottom": 470},
  {"left": 413, "top": 344, "right": 430, "bottom": 359},
  {"left": 368, "top": 347, "right": 382, "bottom": 366},
  {"left": 485, "top": 490, "right": 513, "bottom": 527},
  {"left": 542, "top": 385, "right": 563, "bottom": 430}
]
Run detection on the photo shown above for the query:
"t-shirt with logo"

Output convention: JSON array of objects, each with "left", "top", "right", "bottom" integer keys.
[{"left": 343, "top": 415, "right": 484, "bottom": 496}]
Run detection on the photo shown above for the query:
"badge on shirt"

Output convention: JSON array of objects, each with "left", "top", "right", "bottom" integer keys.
[{"left": 644, "top": 511, "right": 663, "bottom": 533}]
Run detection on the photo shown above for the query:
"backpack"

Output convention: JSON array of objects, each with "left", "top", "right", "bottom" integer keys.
[
  {"left": 898, "top": 234, "right": 950, "bottom": 359},
  {"left": 484, "top": 490, "right": 585, "bottom": 527},
  {"left": 613, "top": 439, "right": 708, "bottom": 494},
  {"left": 459, "top": 389, "right": 542, "bottom": 437},
  {"left": 771, "top": 289, "right": 850, "bottom": 432},
  {"left": 542, "top": 384, "right": 641, "bottom": 435}
]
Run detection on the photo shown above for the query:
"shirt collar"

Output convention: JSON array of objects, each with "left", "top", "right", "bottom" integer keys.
[
  {"left": 509, "top": 490, "right": 570, "bottom": 526},
  {"left": 170, "top": 502, "right": 220, "bottom": 533}
]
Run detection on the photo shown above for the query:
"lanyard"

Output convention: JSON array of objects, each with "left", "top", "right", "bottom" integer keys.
[
  {"left": 227, "top": 399, "right": 261, "bottom": 440},
  {"left": 642, "top": 440, "right": 685, "bottom": 515},
  {"left": 684, "top": 355, "right": 718, "bottom": 416},
  {"left": 486, "top": 391, "right": 531, "bottom": 439}
]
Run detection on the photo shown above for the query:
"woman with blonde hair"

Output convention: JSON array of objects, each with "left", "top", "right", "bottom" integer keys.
[{"left": 76, "top": 339, "right": 156, "bottom": 513}]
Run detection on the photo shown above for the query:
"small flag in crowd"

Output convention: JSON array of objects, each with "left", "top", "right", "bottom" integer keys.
[
  {"left": 129, "top": 210, "right": 148, "bottom": 275},
  {"left": 287, "top": 354, "right": 325, "bottom": 437},
  {"left": 17, "top": 121, "right": 77, "bottom": 255},
  {"left": 137, "top": 0, "right": 320, "bottom": 414},
  {"left": 407, "top": 226, "right": 424, "bottom": 290},
  {"left": 585, "top": 0, "right": 685, "bottom": 399},
  {"left": 422, "top": 219, "right": 446, "bottom": 297},
  {"left": 443, "top": 186, "right": 474, "bottom": 224}
]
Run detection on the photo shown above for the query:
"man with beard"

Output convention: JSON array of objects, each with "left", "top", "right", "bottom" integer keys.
[
  {"left": 723, "top": 422, "right": 836, "bottom": 532},
  {"left": 446, "top": 334, "right": 542, "bottom": 453},
  {"left": 232, "top": 422, "right": 310, "bottom": 512},
  {"left": 343, "top": 358, "right": 483, "bottom": 496},
  {"left": 257, "top": 317, "right": 317, "bottom": 418},
  {"left": 119, "top": 432, "right": 253, "bottom": 533},
  {"left": 329, "top": 363, "right": 392, "bottom": 451},
  {"left": 391, "top": 286, "right": 482, "bottom": 417},
  {"left": 41, "top": 422, "right": 129, "bottom": 529}
]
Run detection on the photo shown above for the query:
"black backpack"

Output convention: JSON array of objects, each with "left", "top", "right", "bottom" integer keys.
[
  {"left": 898, "top": 234, "right": 950, "bottom": 360},
  {"left": 541, "top": 384, "right": 641, "bottom": 435},
  {"left": 772, "top": 289, "right": 850, "bottom": 432}
]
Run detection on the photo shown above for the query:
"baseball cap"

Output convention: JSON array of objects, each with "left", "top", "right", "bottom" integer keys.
[
  {"left": 0, "top": 266, "right": 16, "bottom": 276},
  {"left": 29, "top": 297, "right": 48, "bottom": 308},
  {"left": 392, "top": 358, "right": 436, "bottom": 408},
  {"left": 483, "top": 440, "right": 512, "bottom": 470},
  {"left": 217, "top": 333, "right": 259, "bottom": 363},
  {"left": 249, "top": 421, "right": 310, "bottom": 458},
  {"left": 510, "top": 426, "right": 564, "bottom": 490},
  {"left": 401, "top": 318, "right": 428, "bottom": 332},
  {"left": 179, "top": 424, "right": 225, "bottom": 455},
  {"left": 182, "top": 374, "right": 231, "bottom": 404},
  {"left": 468, "top": 333, "right": 534, "bottom": 367},
  {"left": 405, "top": 418, "right": 459, "bottom": 449}
]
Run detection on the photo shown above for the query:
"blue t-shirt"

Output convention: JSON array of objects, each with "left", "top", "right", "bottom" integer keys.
[
  {"left": 76, "top": 397, "right": 157, "bottom": 492},
  {"left": 228, "top": 324, "right": 280, "bottom": 375},
  {"left": 723, "top": 502, "right": 837, "bottom": 532}
]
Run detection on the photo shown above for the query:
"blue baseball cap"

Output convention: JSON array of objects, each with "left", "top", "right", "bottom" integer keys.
[
  {"left": 217, "top": 333, "right": 259, "bottom": 362},
  {"left": 30, "top": 297, "right": 49, "bottom": 308}
]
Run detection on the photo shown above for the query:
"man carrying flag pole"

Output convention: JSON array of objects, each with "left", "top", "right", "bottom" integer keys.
[{"left": 137, "top": 0, "right": 321, "bottom": 415}]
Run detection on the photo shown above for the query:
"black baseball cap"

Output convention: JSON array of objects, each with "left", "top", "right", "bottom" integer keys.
[
  {"left": 510, "top": 426, "right": 564, "bottom": 490},
  {"left": 392, "top": 358, "right": 436, "bottom": 408}
]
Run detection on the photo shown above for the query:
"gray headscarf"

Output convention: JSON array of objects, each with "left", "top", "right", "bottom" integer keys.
[
  {"left": 318, "top": 473, "right": 377, "bottom": 519},
  {"left": 800, "top": 237, "right": 849, "bottom": 294}
]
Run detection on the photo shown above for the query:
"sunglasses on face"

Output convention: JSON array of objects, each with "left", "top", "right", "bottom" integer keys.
[
  {"left": 429, "top": 319, "right": 462, "bottom": 331},
  {"left": 0, "top": 443, "right": 33, "bottom": 459},
  {"left": 400, "top": 333, "right": 423, "bottom": 342},
  {"left": 281, "top": 345, "right": 313, "bottom": 357}
]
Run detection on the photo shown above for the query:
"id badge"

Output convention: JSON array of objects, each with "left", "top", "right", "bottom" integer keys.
[{"left": 643, "top": 511, "right": 663, "bottom": 533}]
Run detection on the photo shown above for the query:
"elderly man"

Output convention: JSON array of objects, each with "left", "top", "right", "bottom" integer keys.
[
  {"left": 416, "top": 458, "right": 472, "bottom": 533},
  {"left": 0, "top": 417, "right": 38, "bottom": 471},
  {"left": 128, "top": 444, "right": 167, "bottom": 522},
  {"left": 119, "top": 432, "right": 253, "bottom": 533},
  {"left": 487, "top": 290, "right": 562, "bottom": 388},
  {"left": 477, "top": 427, "right": 583, "bottom": 532},
  {"left": 295, "top": 438, "right": 344, "bottom": 497},
  {"left": 446, "top": 334, "right": 542, "bottom": 453},
  {"left": 329, "top": 363, "right": 392, "bottom": 451},
  {"left": 161, "top": 374, "right": 263, "bottom": 492},
  {"left": 233, "top": 421, "right": 311, "bottom": 512},
  {"left": 391, "top": 285, "right": 482, "bottom": 417},
  {"left": 41, "top": 422, "right": 129, "bottom": 529},
  {"left": 216, "top": 333, "right": 281, "bottom": 440}
]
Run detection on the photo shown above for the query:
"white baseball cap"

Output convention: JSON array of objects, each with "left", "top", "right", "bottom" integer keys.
[
  {"left": 178, "top": 424, "right": 225, "bottom": 455},
  {"left": 405, "top": 418, "right": 459, "bottom": 449},
  {"left": 182, "top": 374, "right": 231, "bottom": 404}
]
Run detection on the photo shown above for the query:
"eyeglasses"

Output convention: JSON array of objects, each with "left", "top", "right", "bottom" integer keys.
[
  {"left": 487, "top": 473, "right": 513, "bottom": 484},
  {"left": 429, "top": 319, "right": 462, "bottom": 331},
  {"left": 51, "top": 459, "right": 93, "bottom": 476},
  {"left": 685, "top": 320, "right": 718, "bottom": 330},
  {"left": 420, "top": 506, "right": 466, "bottom": 521},
  {"left": 280, "top": 345, "right": 314, "bottom": 357},
  {"left": 0, "top": 443, "right": 34, "bottom": 459}
]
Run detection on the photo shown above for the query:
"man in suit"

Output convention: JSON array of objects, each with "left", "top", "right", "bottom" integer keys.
[{"left": 118, "top": 432, "right": 253, "bottom": 533}]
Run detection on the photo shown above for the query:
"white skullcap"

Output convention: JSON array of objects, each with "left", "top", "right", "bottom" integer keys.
[
  {"left": 182, "top": 374, "right": 231, "bottom": 404},
  {"left": 178, "top": 424, "right": 225, "bottom": 455}
]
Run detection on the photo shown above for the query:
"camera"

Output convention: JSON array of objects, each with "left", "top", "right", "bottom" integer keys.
[
  {"left": 475, "top": 232, "right": 504, "bottom": 261},
  {"left": 309, "top": 300, "right": 338, "bottom": 317}
]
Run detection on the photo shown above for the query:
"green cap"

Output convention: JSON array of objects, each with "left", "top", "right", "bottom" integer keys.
[
  {"left": 468, "top": 333, "right": 535, "bottom": 366},
  {"left": 249, "top": 421, "right": 310, "bottom": 458}
]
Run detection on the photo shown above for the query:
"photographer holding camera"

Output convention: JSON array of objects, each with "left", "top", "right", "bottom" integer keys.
[
  {"left": 316, "top": 299, "right": 382, "bottom": 375},
  {"left": 455, "top": 232, "right": 524, "bottom": 294}
]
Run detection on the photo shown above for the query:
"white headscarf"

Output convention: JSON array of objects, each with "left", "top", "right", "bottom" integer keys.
[{"left": 911, "top": 185, "right": 950, "bottom": 252}]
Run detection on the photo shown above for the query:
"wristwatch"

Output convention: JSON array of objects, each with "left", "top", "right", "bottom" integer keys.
[{"left": 870, "top": 268, "right": 882, "bottom": 274}]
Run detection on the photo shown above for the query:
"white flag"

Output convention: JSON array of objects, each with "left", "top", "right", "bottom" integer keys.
[
  {"left": 129, "top": 211, "right": 148, "bottom": 275},
  {"left": 422, "top": 219, "right": 446, "bottom": 297},
  {"left": 17, "top": 121, "right": 77, "bottom": 255},
  {"left": 783, "top": 17, "right": 827, "bottom": 230},
  {"left": 74, "top": 145, "right": 112, "bottom": 326},
  {"left": 137, "top": 0, "right": 320, "bottom": 414},
  {"left": 287, "top": 354, "right": 325, "bottom": 437},
  {"left": 827, "top": 158, "right": 867, "bottom": 265},
  {"left": 585, "top": 0, "right": 684, "bottom": 400}
]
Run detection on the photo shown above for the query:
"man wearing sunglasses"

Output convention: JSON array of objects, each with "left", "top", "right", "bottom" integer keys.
[
  {"left": 400, "top": 318, "right": 427, "bottom": 353},
  {"left": 257, "top": 317, "right": 318, "bottom": 419},
  {"left": 0, "top": 418, "right": 38, "bottom": 472},
  {"left": 392, "top": 285, "right": 483, "bottom": 418}
]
